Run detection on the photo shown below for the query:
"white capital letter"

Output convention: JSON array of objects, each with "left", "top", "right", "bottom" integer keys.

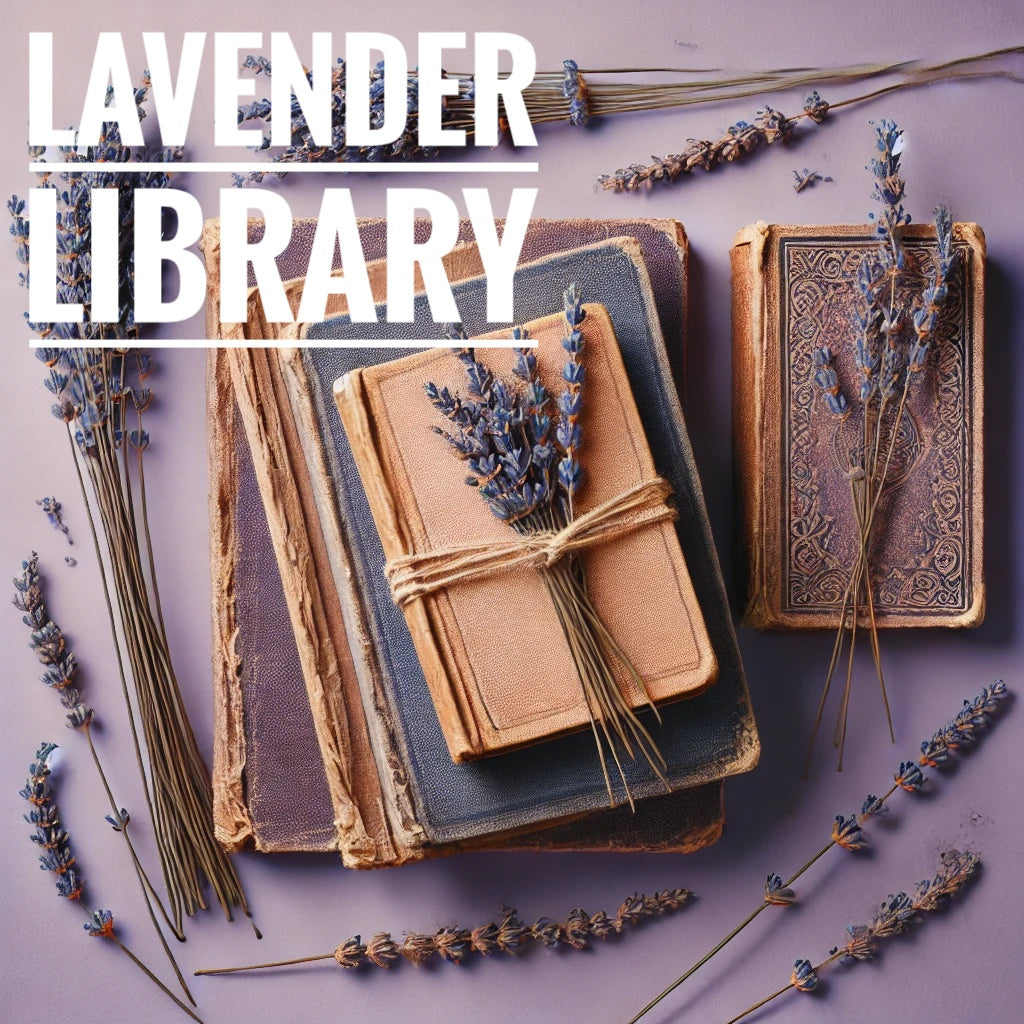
[
  {"left": 417, "top": 33, "right": 465, "bottom": 147},
  {"left": 214, "top": 33, "right": 263, "bottom": 147},
  {"left": 298, "top": 190, "right": 375, "bottom": 324},
  {"left": 79, "top": 33, "right": 144, "bottom": 147},
  {"left": 28, "top": 34, "right": 75, "bottom": 147},
  {"left": 28, "top": 188, "right": 82, "bottom": 324},
  {"left": 464, "top": 188, "right": 536, "bottom": 321},
  {"left": 386, "top": 188, "right": 460, "bottom": 323},
  {"left": 270, "top": 33, "right": 333, "bottom": 148},
  {"left": 143, "top": 32, "right": 206, "bottom": 147},
  {"left": 219, "top": 189, "right": 293, "bottom": 323},
  {"left": 344, "top": 33, "right": 407, "bottom": 147},
  {"left": 89, "top": 188, "right": 120, "bottom": 323},
  {"left": 134, "top": 189, "right": 205, "bottom": 323},
  {"left": 473, "top": 33, "right": 536, "bottom": 146}
]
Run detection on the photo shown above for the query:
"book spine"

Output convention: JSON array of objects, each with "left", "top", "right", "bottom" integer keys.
[
  {"left": 227, "top": 348, "right": 380, "bottom": 865},
  {"left": 957, "top": 222, "right": 987, "bottom": 628},
  {"left": 731, "top": 222, "right": 773, "bottom": 627},
  {"left": 333, "top": 372, "right": 483, "bottom": 762},
  {"left": 207, "top": 349, "right": 257, "bottom": 852},
  {"left": 278, "top": 349, "right": 424, "bottom": 861}
]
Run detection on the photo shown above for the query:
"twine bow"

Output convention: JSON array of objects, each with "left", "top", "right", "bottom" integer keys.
[{"left": 385, "top": 477, "right": 676, "bottom": 607}]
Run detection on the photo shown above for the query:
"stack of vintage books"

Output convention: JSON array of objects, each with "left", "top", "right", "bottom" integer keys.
[{"left": 202, "top": 218, "right": 759, "bottom": 867}]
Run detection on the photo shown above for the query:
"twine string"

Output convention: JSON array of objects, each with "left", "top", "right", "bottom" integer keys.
[{"left": 385, "top": 477, "right": 676, "bottom": 606}]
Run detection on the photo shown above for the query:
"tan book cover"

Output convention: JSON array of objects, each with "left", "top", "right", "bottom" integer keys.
[
  {"left": 732, "top": 221, "right": 985, "bottom": 630},
  {"left": 334, "top": 304, "right": 718, "bottom": 762}
]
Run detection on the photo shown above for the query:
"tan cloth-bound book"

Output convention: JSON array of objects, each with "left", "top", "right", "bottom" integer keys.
[
  {"left": 732, "top": 221, "right": 985, "bottom": 630},
  {"left": 335, "top": 304, "right": 718, "bottom": 763}
]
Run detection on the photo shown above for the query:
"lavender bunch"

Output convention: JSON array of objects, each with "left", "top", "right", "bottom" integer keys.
[
  {"left": 597, "top": 48, "right": 1023, "bottom": 195},
  {"left": 807, "top": 121, "right": 960, "bottom": 771},
  {"left": 20, "top": 743, "right": 203, "bottom": 1023},
  {"left": 723, "top": 850, "right": 980, "bottom": 1024},
  {"left": 425, "top": 287, "right": 666, "bottom": 808},
  {"left": 233, "top": 55, "right": 476, "bottom": 183},
  {"left": 13, "top": 553, "right": 192, "bottom": 998},
  {"left": 597, "top": 93, "right": 828, "bottom": 192},
  {"left": 10, "top": 84, "right": 251, "bottom": 934},
  {"left": 197, "top": 888, "right": 692, "bottom": 976},
  {"left": 628, "top": 682, "right": 1007, "bottom": 1023}
]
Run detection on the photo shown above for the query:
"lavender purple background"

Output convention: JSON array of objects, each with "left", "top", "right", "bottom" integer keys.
[{"left": 1, "top": 3, "right": 1021, "bottom": 1022}]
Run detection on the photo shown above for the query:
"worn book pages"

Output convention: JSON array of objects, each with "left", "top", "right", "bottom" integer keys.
[
  {"left": 335, "top": 305, "right": 717, "bottom": 761},
  {"left": 732, "top": 222, "right": 985, "bottom": 629}
]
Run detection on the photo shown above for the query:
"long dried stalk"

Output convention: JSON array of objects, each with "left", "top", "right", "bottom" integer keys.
[
  {"left": 627, "top": 683, "right": 1006, "bottom": 1024},
  {"left": 428, "top": 294, "right": 669, "bottom": 809},
  {"left": 21, "top": 744, "right": 205, "bottom": 1023},
  {"left": 722, "top": 850, "right": 980, "bottom": 1024},
  {"left": 805, "top": 125, "right": 959, "bottom": 771},
  {"left": 233, "top": 45, "right": 1022, "bottom": 183},
  {"left": 13, "top": 552, "right": 192, "bottom": 999},
  {"left": 196, "top": 888, "right": 692, "bottom": 975},
  {"left": 66, "top": 351, "right": 251, "bottom": 930}
]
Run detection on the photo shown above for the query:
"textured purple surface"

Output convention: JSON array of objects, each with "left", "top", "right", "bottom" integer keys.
[{"left": 1, "top": 4, "right": 1021, "bottom": 1024}]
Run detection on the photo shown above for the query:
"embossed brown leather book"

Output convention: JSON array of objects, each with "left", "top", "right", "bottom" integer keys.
[{"left": 732, "top": 222, "right": 984, "bottom": 630}]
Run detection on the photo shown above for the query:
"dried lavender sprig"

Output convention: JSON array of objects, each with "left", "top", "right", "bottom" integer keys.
[
  {"left": 600, "top": 47, "right": 1023, "bottom": 194},
  {"left": 83, "top": 910, "right": 204, "bottom": 1024},
  {"left": 20, "top": 745, "right": 204, "bottom": 1023},
  {"left": 627, "top": 682, "right": 1007, "bottom": 1023},
  {"left": 36, "top": 496, "right": 72, "bottom": 543},
  {"left": 426, "top": 289, "right": 667, "bottom": 807},
  {"left": 232, "top": 47, "right": 1022, "bottom": 183},
  {"left": 722, "top": 850, "right": 981, "bottom": 1024},
  {"left": 12, "top": 553, "right": 193, "bottom": 1000},
  {"left": 597, "top": 94, "right": 818, "bottom": 192},
  {"left": 807, "top": 122, "right": 961, "bottom": 771},
  {"left": 195, "top": 888, "right": 692, "bottom": 975},
  {"left": 21, "top": 742, "right": 84, "bottom": 900}
]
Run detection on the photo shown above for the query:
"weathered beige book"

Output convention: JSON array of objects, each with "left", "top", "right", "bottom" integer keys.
[{"left": 335, "top": 303, "right": 718, "bottom": 762}]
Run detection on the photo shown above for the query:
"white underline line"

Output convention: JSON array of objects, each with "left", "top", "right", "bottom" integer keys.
[
  {"left": 29, "top": 337, "right": 522, "bottom": 350},
  {"left": 27, "top": 161, "right": 539, "bottom": 175}
]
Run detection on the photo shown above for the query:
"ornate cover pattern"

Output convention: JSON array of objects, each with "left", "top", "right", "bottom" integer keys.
[{"left": 732, "top": 222, "right": 985, "bottom": 629}]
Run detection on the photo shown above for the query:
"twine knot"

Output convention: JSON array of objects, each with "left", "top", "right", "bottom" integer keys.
[{"left": 385, "top": 477, "right": 676, "bottom": 607}]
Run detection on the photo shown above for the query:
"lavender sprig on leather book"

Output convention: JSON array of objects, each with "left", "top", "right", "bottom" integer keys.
[
  {"left": 342, "top": 294, "right": 717, "bottom": 809},
  {"left": 732, "top": 218, "right": 984, "bottom": 635}
]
